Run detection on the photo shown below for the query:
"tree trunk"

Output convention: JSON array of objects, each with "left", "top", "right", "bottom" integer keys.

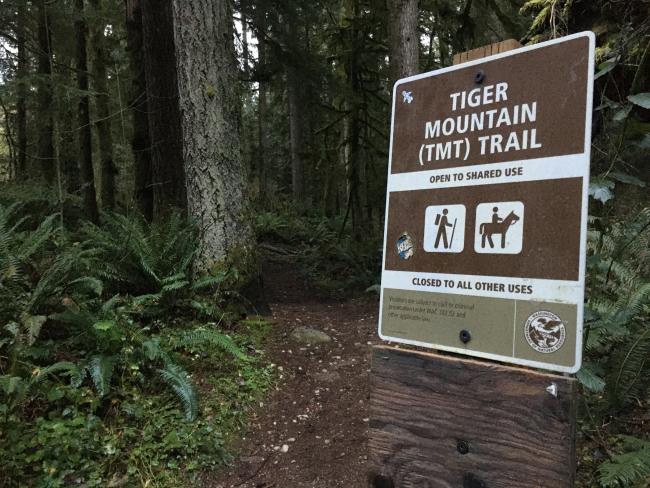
[
  {"left": 387, "top": 0, "right": 419, "bottom": 84},
  {"left": 141, "top": 0, "right": 186, "bottom": 216},
  {"left": 255, "top": 4, "right": 268, "bottom": 202},
  {"left": 240, "top": 0, "right": 249, "bottom": 75},
  {"left": 286, "top": 63, "right": 306, "bottom": 206},
  {"left": 90, "top": 0, "right": 116, "bottom": 210},
  {"left": 341, "top": 0, "right": 366, "bottom": 236},
  {"left": 125, "top": 0, "right": 153, "bottom": 220},
  {"left": 15, "top": 1, "right": 28, "bottom": 178},
  {"left": 171, "top": 0, "right": 253, "bottom": 271},
  {"left": 0, "top": 96, "right": 16, "bottom": 178},
  {"left": 60, "top": 93, "right": 81, "bottom": 193},
  {"left": 36, "top": 0, "right": 55, "bottom": 182},
  {"left": 75, "top": 0, "right": 99, "bottom": 222},
  {"left": 285, "top": 15, "right": 309, "bottom": 206}
]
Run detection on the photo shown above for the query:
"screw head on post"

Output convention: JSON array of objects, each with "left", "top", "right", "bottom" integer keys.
[
  {"left": 457, "top": 440, "right": 470, "bottom": 455},
  {"left": 459, "top": 329, "right": 471, "bottom": 344}
]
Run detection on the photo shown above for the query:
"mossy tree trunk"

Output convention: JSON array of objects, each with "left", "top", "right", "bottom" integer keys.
[{"left": 171, "top": 0, "right": 253, "bottom": 272}]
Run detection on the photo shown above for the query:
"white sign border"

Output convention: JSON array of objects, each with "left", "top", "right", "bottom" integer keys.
[{"left": 378, "top": 31, "right": 596, "bottom": 374}]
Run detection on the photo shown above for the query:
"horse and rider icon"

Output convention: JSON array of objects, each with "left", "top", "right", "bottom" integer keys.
[
  {"left": 479, "top": 206, "right": 521, "bottom": 249},
  {"left": 474, "top": 201, "right": 524, "bottom": 254}
]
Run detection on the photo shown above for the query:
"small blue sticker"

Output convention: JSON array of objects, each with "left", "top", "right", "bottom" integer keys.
[{"left": 396, "top": 232, "right": 415, "bottom": 260}]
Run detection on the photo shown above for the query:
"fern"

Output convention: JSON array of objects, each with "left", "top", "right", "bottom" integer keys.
[
  {"left": 30, "top": 361, "right": 78, "bottom": 385},
  {"left": 192, "top": 272, "right": 230, "bottom": 291},
  {"left": 0, "top": 204, "right": 58, "bottom": 322},
  {"left": 88, "top": 355, "right": 116, "bottom": 397},
  {"left": 605, "top": 327, "right": 650, "bottom": 409},
  {"left": 158, "top": 362, "right": 198, "bottom": 421},
  {"left": 583, "top": 208, "right": 650, "bottom": 410},
  {"left": 599, "top": 437, "right": 650, "bottom": 487},
  {"left": 177, "top": 328, "right": 246, "bottom": 360},
  {"left": 28, "top": 246, "right": 99, "bottom": 312},
  {"left": 81, "top": 211, "right": 199, "bottom": 295}
]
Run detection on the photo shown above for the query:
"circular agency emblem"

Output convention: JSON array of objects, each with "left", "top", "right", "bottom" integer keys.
[
  {"left": 396, "top": 232, "right": 415, "bottom": 260},
  {"left": 524, "top": 310, "right": 566, "bottom": 354}
]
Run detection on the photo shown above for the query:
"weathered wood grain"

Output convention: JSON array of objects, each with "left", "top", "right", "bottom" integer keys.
[
  {"left": 452, "top": 39, "right": 522, "bottom": 65},
  {"left": 368, "top": 346, "right": 577, "bottom": 488}
]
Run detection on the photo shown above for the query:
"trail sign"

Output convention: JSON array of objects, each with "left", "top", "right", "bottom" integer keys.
[{"left": 378, "top": 32, "right": 595, "bottom": 373}]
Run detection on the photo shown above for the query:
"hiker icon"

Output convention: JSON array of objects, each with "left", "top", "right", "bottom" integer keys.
[
  {"left": 474, "top": 201, "right": 524, "bottom": 254},
  {"left": 435, "top": 209, "right": 454, "bottom": 249},
  {"left": 424, "top": 204, "right": 466, "bottom": 253}
]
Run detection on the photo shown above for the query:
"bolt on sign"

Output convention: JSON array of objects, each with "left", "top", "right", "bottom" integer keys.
[{"left": 378, "top": 32, "right": 595, "bottom": 373}]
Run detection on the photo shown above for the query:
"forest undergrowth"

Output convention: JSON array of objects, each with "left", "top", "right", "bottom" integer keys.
[{"left": 0, "top": 186, "right": 274, "bottom": 487}]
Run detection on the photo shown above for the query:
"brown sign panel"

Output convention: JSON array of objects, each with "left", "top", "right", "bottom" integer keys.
[{"left": 378, "top": 33, "right": 595, "bottom": 373}]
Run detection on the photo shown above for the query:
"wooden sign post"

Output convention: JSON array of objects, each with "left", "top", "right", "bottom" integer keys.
[{"left": 370, "top": 34, "right": 595, "bottom": 487}]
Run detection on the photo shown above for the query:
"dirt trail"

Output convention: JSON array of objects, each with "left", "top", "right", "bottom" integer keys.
[{"left": 208, "top": 259, "right": 378, "bottom": 488}]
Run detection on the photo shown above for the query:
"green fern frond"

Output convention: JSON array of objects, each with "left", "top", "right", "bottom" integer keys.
[
  {"left": 29, "top": 247, "right": 99, "bottom": 312},
  {"left": 68, "top": 276, "right": 104, "bottom": 297},
  {"left": 606, "top": 327, "right": 650, "bottom": 409},
  {"left": 142, "top": 338, "right": 171, "bottom": 363},
  {"left": 49, "top": 306, "right": 96, "bottom": 329},
  {"left": 89, "top": 355, "right": 116, "bottom": 397},
  {"left": 80, "top": 210, "right": 198, "bottom": 296},
  {"left": 161, "top": 274, "right": 190, "bottom": 293},
  {"left": 177, "top": 328, "right": 246, "bottom": 360},
  {"left": 30, "top": 361, "right": 78, "bottom": 385},
  {"left": 16, "top": 214, "right": 58, "bottom": 261},
  {"left": 599, "top": 436, "right": 650, "bottom": 487},
  {"left": 192, "top": 272, "right": 229, "bottom": 291},
  {"left": 158, "top": 362, "right": 198, "bottom": 421},
  {"left": 101, "top": 294, "right": 122, "bottom": 313},
  {"left": 529, "top": 5, "right": 552, "bottom": 32}
]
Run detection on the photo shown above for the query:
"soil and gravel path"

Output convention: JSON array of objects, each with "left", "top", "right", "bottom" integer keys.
[{"left": 208, "top": 259, "right": 378, "bottom": 488}]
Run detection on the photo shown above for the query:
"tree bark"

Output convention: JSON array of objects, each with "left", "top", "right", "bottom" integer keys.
[
  {"left": 90, "top": 0, "right": 116, "bottom": 210},
  {"left": 171, "top": 0, "right": 253, "bottom": 271},
  {"left": 36, "top": 0, "right": 55, "bottom": 182},
  {"left": 240, "top": 0, "right": 249, "bottom": 76},
  {"left": 286, "top": 63, "right": 306, "bottom": 206},
  {"left": 141, "top": 0, "right": 186, "bottom": 216},
  {"left": 0, "top": 96, "right": 16, "bottom": 178},
  {"left": 60, "top": 93, "right": 81, "bottom": 193},
  {"left": 75, "top": 0, "right": 99, "bottom": 222},
  {"left": 125, "top": 0, "right": 153, "bottom": 220},
  {"left": 15, "top": 1, "right": 28, "bottom": 178},
  {"left": 255, "top": 3, "right": 268, "bottom": 202},
  {"left": 340, "top": 0, "right": 366, "bottom": 236},
  {"left": 387, "top": 0, "right": 419, "bottom": 84}
]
